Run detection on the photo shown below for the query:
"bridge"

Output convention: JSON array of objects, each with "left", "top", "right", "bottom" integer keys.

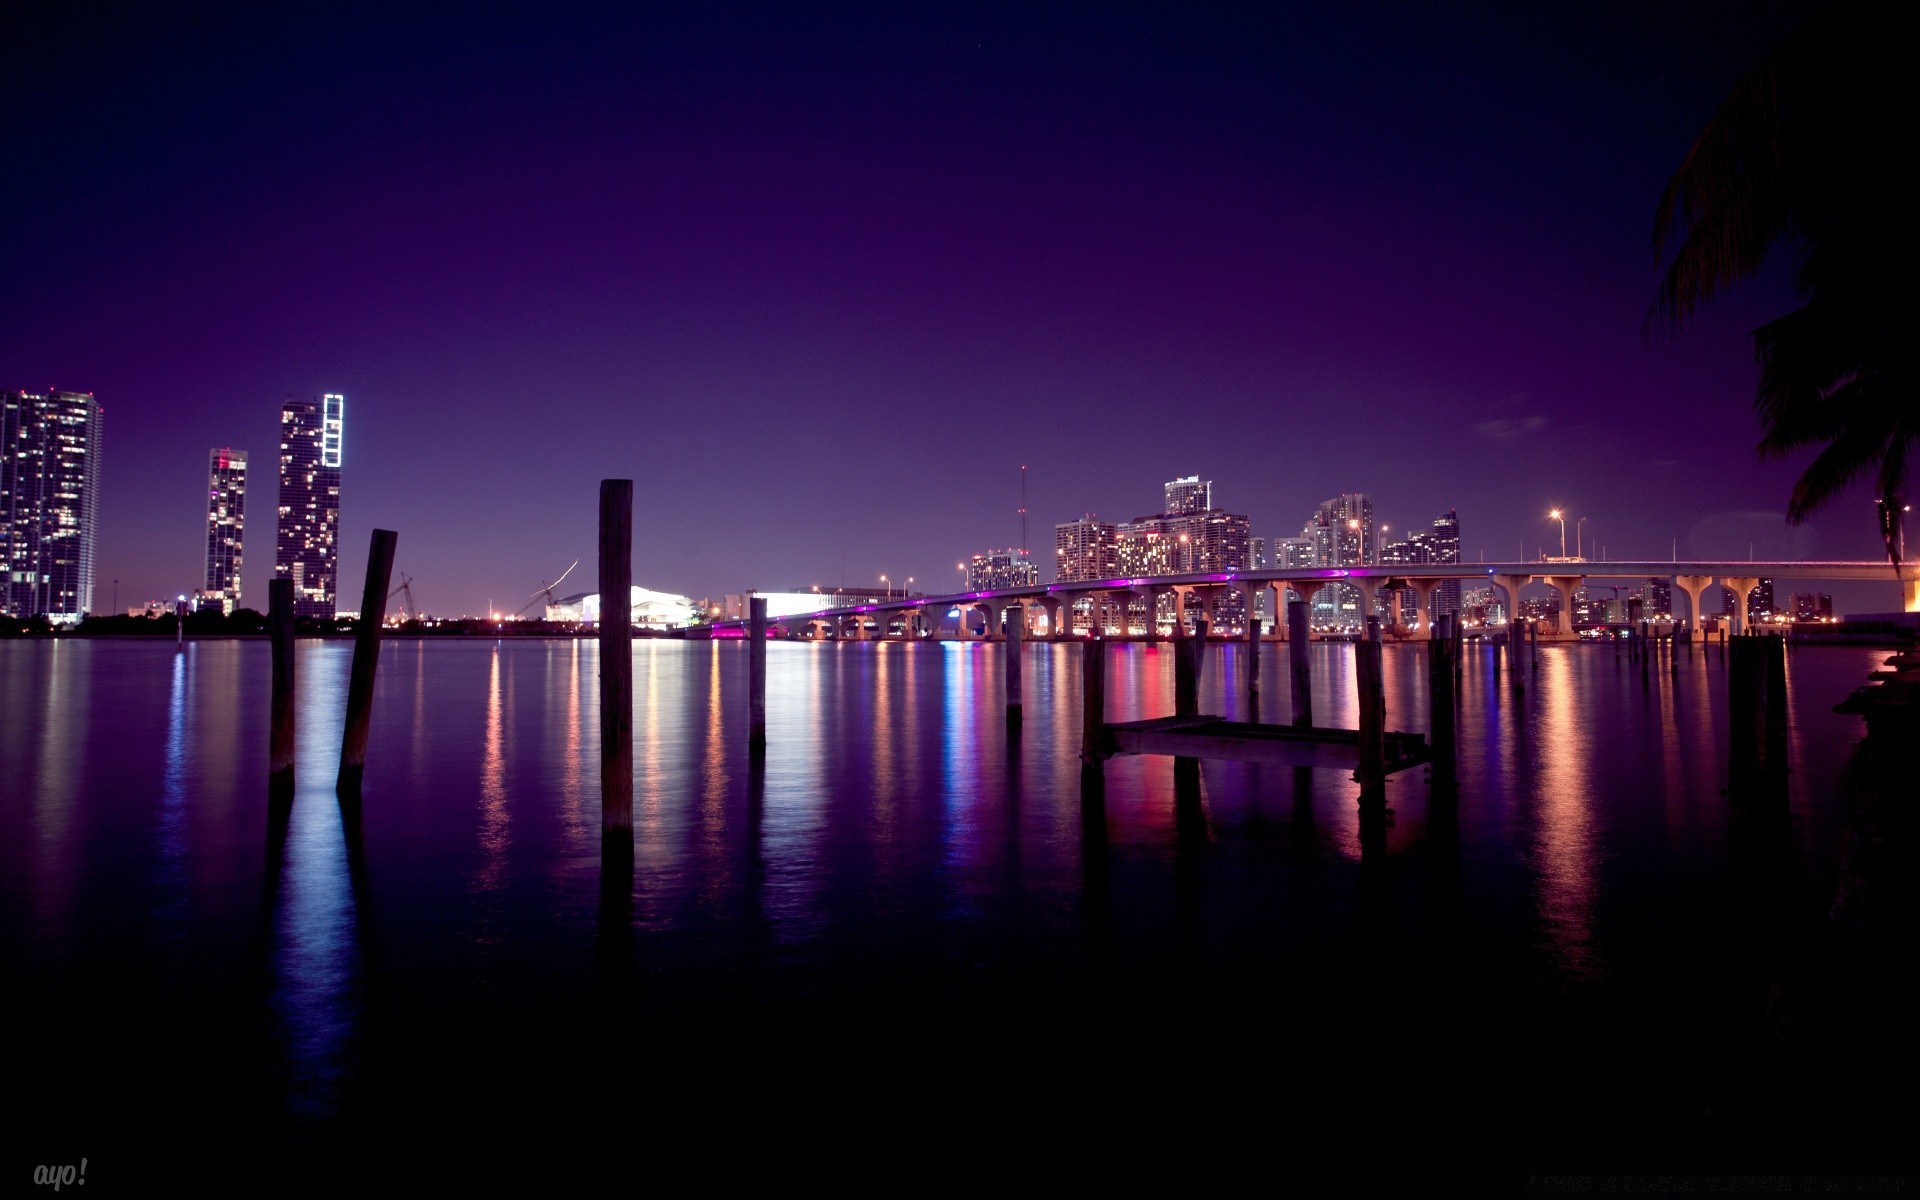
[{"left": 702, "top": 561, "right": 1920, "bottom": 641}]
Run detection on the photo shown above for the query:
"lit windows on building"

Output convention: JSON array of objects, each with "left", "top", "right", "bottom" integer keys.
[
  {"left": 202, "top": 448, "right": 247, "bottom": 614},
  {"left": 1054, "top": 516, "right": 1117, "bottom": 583},
  {"left": 966, "top": 548, "right": 1038, "bottom": 590},
  {"left": 1, "top": 389, "right": 102, "bottom": 621},
  {"left": 276, "top": 394, "right": 343, "bottom": 619}
]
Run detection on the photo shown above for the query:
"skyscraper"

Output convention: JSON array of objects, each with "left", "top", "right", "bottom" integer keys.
[
  {"left": 277, "top": 394, "right": 343, "bottom": 619},
  {"left": 1430, "top": 509, "right": 1462, "bottom": 622},
  {"left": 2, "top": 389, "right": 102, "bottom": 622},
  {"left": 1163, "top": 474, "right": 1211, "bottom": 516},
  {"left": 1054, "top": 515, "right": 1117, "bottom": 583},
  {"left": 966, "top": 548, "right": 1038, "bottom": 590},
  {"left": 1303, "top": 493, "right": 1374, "bottom": 622},
  {"left": 202, "top": 448, "right": 247, "bottom": 614}
]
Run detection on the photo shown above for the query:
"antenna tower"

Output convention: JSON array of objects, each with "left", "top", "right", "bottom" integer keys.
[{"left": 1019, "top": 464, "right": 1028, "bottom": 556}]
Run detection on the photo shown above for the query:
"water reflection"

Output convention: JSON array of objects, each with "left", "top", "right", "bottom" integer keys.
[
  {"left": 268, "top": 645, "right": 362, "bottom": 1122},
  {"left": 476, "top": 643, "right": 509, "bottom": 897},
  {"left": 156, "top": 648, "right": 193, "bottom": 942},
  {"left": 1532, "top": 647, "right": 1601, "bottom": 984}
]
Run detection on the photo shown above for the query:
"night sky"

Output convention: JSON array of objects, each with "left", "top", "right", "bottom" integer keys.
[{"left": 12, "top": 1, "right": 1886, "bottom": 618}]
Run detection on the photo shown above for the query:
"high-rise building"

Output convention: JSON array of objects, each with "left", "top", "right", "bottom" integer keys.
[
  {"left": 200, "top": 448, "right": 247, "bottom": 614},
  {"left": 1163, "top": 474, "right": 1211, "bottom": 516},
  {"left": 276, "top": 394, "right": 343, "bottom": 619},
  {"left": 2, "top": 389, "right": 103, "bottom": 622},
  {"left": 1054, "top": 515, "right": 1117, "bottom": 583},
  {"left": 966, "top": 548, "right": 1038, "bottom": 590},
  {"left": 1645, "top": 578, "right": 1672, "bottom": 618},
  {"left": 1792, "top": 592, "right": 1833, "bottom": 621},
  {"left": 1250, "top": 536, "right": 1267, "bottom": 569},
  {"left": 1303, "top": 493, "right": 1374, "bottom": 623},
  {"left": 1430, "top": 509, "right": 1461, "bottom": 621},
  {"left": 1747, "top": 578, "right": 1775, "bottom": 623}
]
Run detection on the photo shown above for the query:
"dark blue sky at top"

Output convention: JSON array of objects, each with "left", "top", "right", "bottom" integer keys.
[{"left": 12, "top": 0, "right": 1893, "bottom": 616}]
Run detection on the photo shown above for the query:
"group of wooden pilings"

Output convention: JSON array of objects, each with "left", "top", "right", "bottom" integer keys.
[
  {"left": 1079, "top": 599, "right": 1460, "bottom": 807},
  {"left": 267, "top": 527, "right": 400, "bottom": 799}
]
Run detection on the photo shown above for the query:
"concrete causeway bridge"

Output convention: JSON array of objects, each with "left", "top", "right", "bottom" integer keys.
[{"left": 703, "top": 561, "right": 1920, "bottom": 641}]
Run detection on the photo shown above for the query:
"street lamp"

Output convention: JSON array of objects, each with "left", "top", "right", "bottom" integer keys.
[
  {"left": 1548, "top": 509, "right": 1566, "bottom": 559},
  {"left": 879, "top": 573, "right": 889, "bottom": 599},
  {"left": 1576, "top": 517, "right": 1587, "bottom": 560}
]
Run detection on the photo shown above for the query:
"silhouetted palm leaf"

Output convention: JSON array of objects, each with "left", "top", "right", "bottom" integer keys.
[{"left": 1650, "top": 5, "right": 1913, "bottom": 569}]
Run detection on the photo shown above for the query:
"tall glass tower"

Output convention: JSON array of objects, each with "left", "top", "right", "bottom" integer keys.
[
  {"left": 202, "top": 448, "right": 247, "bottom": 613},
  {"left": 276, "top": 394, "right": 342, "bottom": 618},
  {"left": 1, "top": 389, "right": 102, "bottom": 622}
]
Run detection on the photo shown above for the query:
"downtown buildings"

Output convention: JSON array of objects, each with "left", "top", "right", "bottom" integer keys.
[
  {"left": 1, "top": 389, "right": 102, "bottom": 622},
  {"left": 276, "top": 394, "right": 343, "bottom": 618},
  {"left": 966, "top": 548, "right": 1038, "bottom": 590},
  {"left": 199, "top": 448, "right": 247, "bottom": 614}
]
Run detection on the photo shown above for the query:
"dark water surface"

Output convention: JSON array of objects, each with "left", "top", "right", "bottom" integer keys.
[{"left": 1, "top": 637, "right": 1898, "bottom": 1186}]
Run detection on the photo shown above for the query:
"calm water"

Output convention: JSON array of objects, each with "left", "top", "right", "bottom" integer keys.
[{"left": 1, "top": 636, "right": 1891, "bottom": 1183}]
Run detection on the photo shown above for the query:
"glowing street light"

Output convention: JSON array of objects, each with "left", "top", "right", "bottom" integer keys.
[{"left": 1548, "top": 509, "right": 1567, "bottom": 560}]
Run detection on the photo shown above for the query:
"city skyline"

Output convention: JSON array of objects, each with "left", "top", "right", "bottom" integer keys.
[{"left": 10, "top": 3, "right": 1904, "bottom": 616}]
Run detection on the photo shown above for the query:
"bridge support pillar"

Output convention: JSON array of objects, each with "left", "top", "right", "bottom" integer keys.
[
  {"left": 1407, "top": 579, "right": 1441, "bottom": 638},
  {"left": 1905, "top": 573, "right": 1920, "bottom": 614},
  {"left": 1719, "top": 577, "right": 1759, "bottom": 636},
  {"left": 1673, "top": 575, "right": 1714, "bottom": 631},
  {"left": 1284, "top": 580, "right": 1327, "bottom": 634},
  {"left": 1490, "top": 573, "right": 1533, "bottom": 629},
  {"left": 1544, "top": 575, "right": 1584, "bottom": 639}
]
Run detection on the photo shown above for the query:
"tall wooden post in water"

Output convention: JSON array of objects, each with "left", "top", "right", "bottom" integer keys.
[
  {"left": 1287, "top": 599, "right": 1311, "bottom": 727},
  {"left": 269, "top": 577, "right": 295, "bottom": 792},
  {"left": 1354, "top": 637, "right": 1385, "bottom": 806},
  {"left": 1729, "top": 635, "right": 1788, "bottom": 807},
  {"left": 1428, "top": 618, "right": 1456, "bottom": 795},
  {"left": 1080, "top": 637, "right": 1106, "bottom": 763},
  {"left": 1005, "top": 604, "right": 1023, "bottom": 727},
  {"left": 1245, "top": 613, "right": 1261, "bottom": 700},
  {"left": 748, "top": 595, "right": 767, "bottom": 752},
  {"left": 600, "top": 481, "right": 634, "bottom": 836},
  {"left": 337, "top": 528, "right": 397, "bottom": 794}
]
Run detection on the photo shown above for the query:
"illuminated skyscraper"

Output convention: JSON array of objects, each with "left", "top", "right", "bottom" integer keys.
[
  {"left": 1, "top": 389, "right": 102, "bottom": 621},
  {"left": 201, "top": 448, "right": 247, "bottom": 614},
  {"left": 276, "top": 394, "right": 342, "bottom": 619},
  {"left": 966, "top": 548, "right": 1038, "bottom": 589},
  {"left": 1303, "top": 493, "right": 1374, "bottom": 622},
  {"left": 1163, "top": 475, "right": 1211, "bottom": 516},
  {"left": 1430, "top": 509, "right": 1462, "bottom": 621},
  {"left": 1054, "top": 515, "right": 1117, "bottom": 583}
]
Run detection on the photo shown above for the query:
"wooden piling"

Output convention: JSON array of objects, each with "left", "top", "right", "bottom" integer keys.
[
  {"left": 1175, "top": 630, "right": 1197, "bottom": 717},
  {"left": 269, "top": 578, "right": 295, "bottom": 790},
  {"left": 1529, "top": 617, "right": 1539, "bottom": 671},
  {"left": 1080, "top": 637, "right": 1106, "bottom": 763},
  {"left": 1287, "top": 599, "right": 1311, "bottom": 728},
  {"left": 748, "top": 595, "right": 767, "bottom": 751},
  {"left": 1355, "top": 637, "right": 1386, "bottom": 805},
  {"left": 1005, "top": 603, "right": 1024, "bottom": 727},
  {"left": 1428, "top": 624, "right": 1456, "bottom": 794},
  {"left": 599, "top": 481, "right": 634, "bottom": 835},
  {"left": 1506, "top": 624, "right": 1523, "bottom": 693},
  {"left": 1245, "top": 616, "right": 1260, "bottom": 698},
  {"left": 1728, "top": 635, "right": 1787, "bottom": 805},
  {"left": 337, "top": 527, "right": 398, "bottom": 794},
  {"left": 1640, "top": 621, "right": 1651, "bottom": 681}
]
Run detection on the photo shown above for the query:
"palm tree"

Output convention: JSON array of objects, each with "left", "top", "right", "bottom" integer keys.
[{"left": 1649, "top": 5, "right": 1913, "bottom": 569}]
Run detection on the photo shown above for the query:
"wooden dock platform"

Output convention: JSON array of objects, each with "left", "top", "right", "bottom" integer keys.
[{"left": 1097, "top": 713, "right": 1431, "bottom": 776}]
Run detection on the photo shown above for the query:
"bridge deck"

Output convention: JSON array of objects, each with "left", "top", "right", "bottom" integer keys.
[{"left": 1099, "top": 714, "right": 1430, "bottom": 775}]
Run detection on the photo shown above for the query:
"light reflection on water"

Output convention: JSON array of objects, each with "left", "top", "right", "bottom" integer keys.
[{"left": 0, "top": 636, "right": 1888, "bottom": 1140}]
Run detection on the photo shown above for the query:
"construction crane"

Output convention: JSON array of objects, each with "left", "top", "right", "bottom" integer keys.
[
  {"left": 517, "top": 560, "right": 579, "bottom": 618},
  {"left": 386, "top": 572, "right": 419, "bottom": 621}
]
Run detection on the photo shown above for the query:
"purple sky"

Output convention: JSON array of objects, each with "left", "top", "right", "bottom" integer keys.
[{"left": 10, "top": 2, "right": 1897, "bottom": 616}]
